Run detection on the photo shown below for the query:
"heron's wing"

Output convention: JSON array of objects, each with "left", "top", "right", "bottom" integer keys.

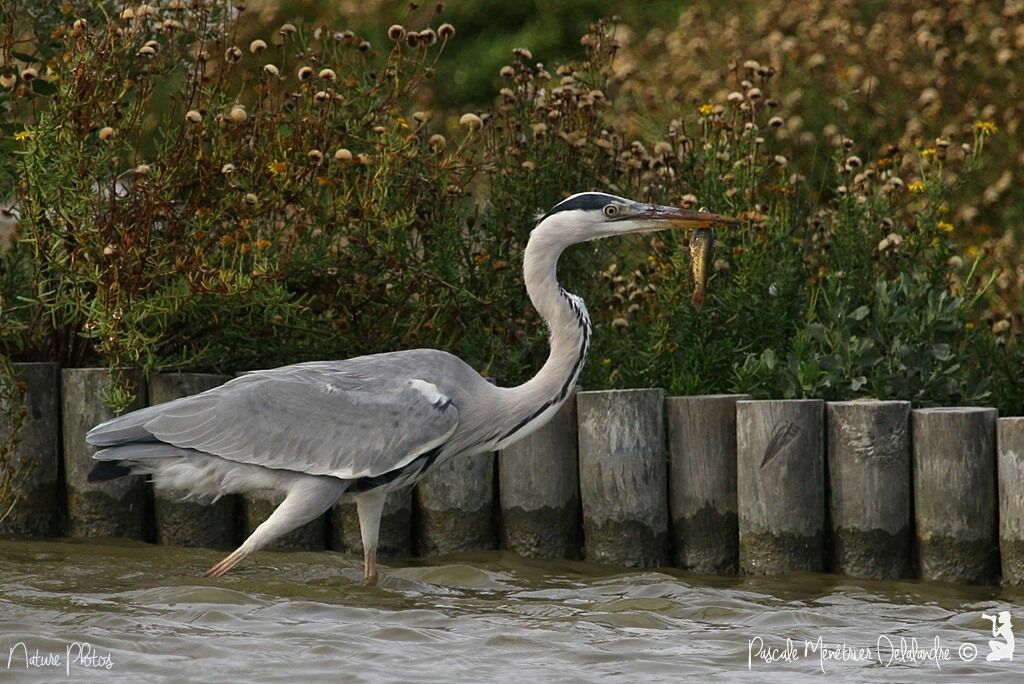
[{"left": 126, "top": 369, "right": 458, "bottom": 479}]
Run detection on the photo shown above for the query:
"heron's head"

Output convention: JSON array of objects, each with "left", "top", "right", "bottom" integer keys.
[{"left": 533, "top": 192, "right": 738, "bottom": 245}]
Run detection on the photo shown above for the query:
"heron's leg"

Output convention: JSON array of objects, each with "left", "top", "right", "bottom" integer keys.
[
  {"left": 204, "top": 476, "right": 346, "bottom": 578},
  {"left": 355, "top": 489, "right": 387, "bottom": 586}
]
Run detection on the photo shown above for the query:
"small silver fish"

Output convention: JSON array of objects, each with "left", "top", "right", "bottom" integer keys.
[{"left": 689, "top": 227, "right": 713, "bottom": 310}]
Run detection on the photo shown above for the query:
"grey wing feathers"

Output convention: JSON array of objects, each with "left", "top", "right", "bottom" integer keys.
[{"left": 86, "top": 367, "right": 459, "bottom": 479}]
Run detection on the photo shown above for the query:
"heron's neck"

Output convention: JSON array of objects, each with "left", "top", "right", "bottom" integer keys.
[{"left": 509, "top": 231, "right": 592, "bottom": 414}]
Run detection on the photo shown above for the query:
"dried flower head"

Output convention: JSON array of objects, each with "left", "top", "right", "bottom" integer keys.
[
  {"left": 513, "top": 47, "right": 532, "bottom": 60},
  {"left": 134, "top": 164, "right": 151, "bottom": 175},
  {"left": 428, "top": 134, "right": 446, "bottom": 148},
  {"left": 229, "top": 105, "right": 247, "bottom": 123},
  {"left": 20, "top": 67, "right": 38, "bottom": 81},
  {"left": 308, "top": 149, "right": 324, "bottom": 164},
  {"left": 419, "top": 28, "right": 437, "bottom": 46},
  {"left": 185, "top": 109, "right": 203, "bottom": 123},
  {"left": 297, "top": 66, "right": 314, "bottom": 80},
  {"left": 438, "top": 23, "right": 455, "bottom": 40},
  {"left": 388, "top": 25, "right": 406, "bottom": 41},
  {"left": 279, "top": 23, "right": 297, "bottom": 36},
  {"left": 225, "top": 46, "right": 242, "bottom": 63},
  {"left": 221, "top": 163, "right": 237, "bottom": 175},
  {"left": 138, "top": 45, "right": 157, "bottom": 57},
  {"left": 244, "top": 192, "right": 259, "bottom": 205},
  {"left": 249, "top": 39, "right": 267, "bottom": 54},
  {"left": 263, "top": 64, "right": 280, "bottom": 77},
  {"left": 98, "top": 126, "right": 115, "bottom": 140},
  {"left": 459, "top": 112, "right": 483, "bottom": 129},
  {"left": 334, "top": 148, "right": 353, "bottom": 161},
  {"left": 318, "top": 68, "right": 336, "bottom": 82}
]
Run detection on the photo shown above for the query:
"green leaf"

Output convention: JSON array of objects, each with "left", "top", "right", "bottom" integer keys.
[
  {"left": 31, "top": 80, "right": 57, "bottom": 96},
  {"left": 932, "top": 343, "right": 952, "bottom": 361},
  {"left": 848, "top": 305, "right": 870, "bottom": 321}
]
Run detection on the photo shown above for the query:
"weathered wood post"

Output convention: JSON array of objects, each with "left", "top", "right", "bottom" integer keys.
[
  {"left": 666, "top": 394, "right": 747, "bottom": 574},
  {"left": 827, "top": 400, "right": 912, "bottom": 579},
  {"left": 737, "top": 399, "right": 825, "bottom": 574},
  {"left": 577, "top": 389, "right": 668, "bottom": 568},
  {"left": 0, "top": 363, "right": 61, "bottom": 537},
  {"left": 499, "top": 392, "right": 581, "bottom": 559},
  {"left": 330, "top": 490, "right": 413, "bottom": 559},
  {"left": 148, "top": 373, "right": 235, "bottom": 548},
  {"left": 235, "top": 371, "right": 326, "bottom": 550},
  {"left": 414, "top": 452, "right": 496, "bottom": 556},
  {"left": 999, "top": 417, "right": 1024, "bottom": 585},
  {"left": 62, "top": 368, "right": 148, "bottom": 539},
  {"left": 912, "top": 407, "right": 998, "bottom": 584}
]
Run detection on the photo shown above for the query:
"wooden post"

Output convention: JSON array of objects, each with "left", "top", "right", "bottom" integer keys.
[
  {"left": 0, "top": 363, "right": 61, "bottom": 537},
  {"left": 414, "top": 452, "right": 496, "bottom": 556},
  {"left": 912, "top": 407, "right": 998, "bottom": 584},
  {"left": 577, "top": 389, "right": 668, "bottom": 568},
  {"left": 148, "top": 373, "right": 235, "bottom": 548},
  {"left": 499, "top": 392, "right": 581, "bottom": 559},
  {"left": 999, "top": 417, "right": 1024, "bottom": 585},
  {"left": 827, "top": 400, "right": 912, "bottom": 579},
  {"left": 737, "top": 399, "right": 825, "bottom": 574},
  {"left": 330, "top": 489, "right": 413, "bottom": 558},
  {"left": 666, "top": 394, "right": 747, "bottom": 574},
  {"left": 62, "top": 368, "right": 148, "bottom": 539}
]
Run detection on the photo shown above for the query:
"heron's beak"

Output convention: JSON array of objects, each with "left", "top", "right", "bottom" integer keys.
[{"left": 639, "top": 205, "right": 739, "bottom": 230}]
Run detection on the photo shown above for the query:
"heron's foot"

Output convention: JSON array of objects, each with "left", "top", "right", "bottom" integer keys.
[
  {"left": 363, "top": 546, "right": 379, "bottom": 586},
  {"left": 204, "top": 546, "right": 250, "bottom": 578}
]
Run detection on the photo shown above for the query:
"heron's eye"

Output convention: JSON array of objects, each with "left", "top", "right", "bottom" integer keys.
[{"left": 603, "top": 205, "right": 619, "bottom": 218}]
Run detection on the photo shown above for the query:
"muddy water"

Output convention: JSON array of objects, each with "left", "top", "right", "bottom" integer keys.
[{"left": 1, "top": 538, "right": 1023, "bottom": 682}]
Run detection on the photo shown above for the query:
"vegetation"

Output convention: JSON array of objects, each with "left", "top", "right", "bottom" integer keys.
[{"left": 0, "top": 1, "right": 1020, "bottom": 418}]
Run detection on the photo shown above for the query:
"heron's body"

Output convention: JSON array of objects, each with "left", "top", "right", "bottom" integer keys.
[{"left": 86, "top": 192, "right": 734, "bottom": 582}]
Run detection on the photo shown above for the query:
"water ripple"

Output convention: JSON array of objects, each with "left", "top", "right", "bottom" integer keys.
[{"left": 2, "top": 539, "right": 1024, "bottom": 682}]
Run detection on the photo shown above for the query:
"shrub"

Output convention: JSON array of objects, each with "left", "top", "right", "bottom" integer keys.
[{"left": 1, "top": 8, "right": 1020, "bottom": 416}]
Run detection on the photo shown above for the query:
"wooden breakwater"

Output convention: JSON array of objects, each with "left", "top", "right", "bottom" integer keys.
[{"left": 1, "top": 363, "right": 1019, "bottom": 586}]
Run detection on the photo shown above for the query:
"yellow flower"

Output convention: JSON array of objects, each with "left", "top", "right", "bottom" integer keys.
[
  {"left": 255, "top": 239, "right": 271, "bottom": 250},
  {"left": 908, "top": 180, "right": 926, "bottom": 192},
  {"left": 920, "top": 147, "right": 937, "bottom": 158},
  {"left": 937, "top": 221, "right": 953, "bottom": 233},
  {"left": 973, "top": 120, "right": 998, "bottom": 135},
  {"left": 14, "top": 130, "right": 31, "bottom": 141},
  {"left": 698, "top": 103, "right": 714, "bottom": 116},
  {"left": 966, "top": 321, "right": 975, "bottom": 330},
  {"left": 267, "top": 160, "right": 288, "bottom": 175},
  {"left": 965, "top": 245, "right": 979, "bottom": 258}
]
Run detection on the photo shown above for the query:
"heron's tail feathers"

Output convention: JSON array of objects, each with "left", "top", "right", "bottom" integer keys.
[{"left": 88, "top": 444, "right": 331, "bottom": 504}]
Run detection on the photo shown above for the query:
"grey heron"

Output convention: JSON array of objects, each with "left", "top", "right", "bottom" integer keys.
[{"left": 85, "top": 192, "right": 737, "bottom": 584}]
